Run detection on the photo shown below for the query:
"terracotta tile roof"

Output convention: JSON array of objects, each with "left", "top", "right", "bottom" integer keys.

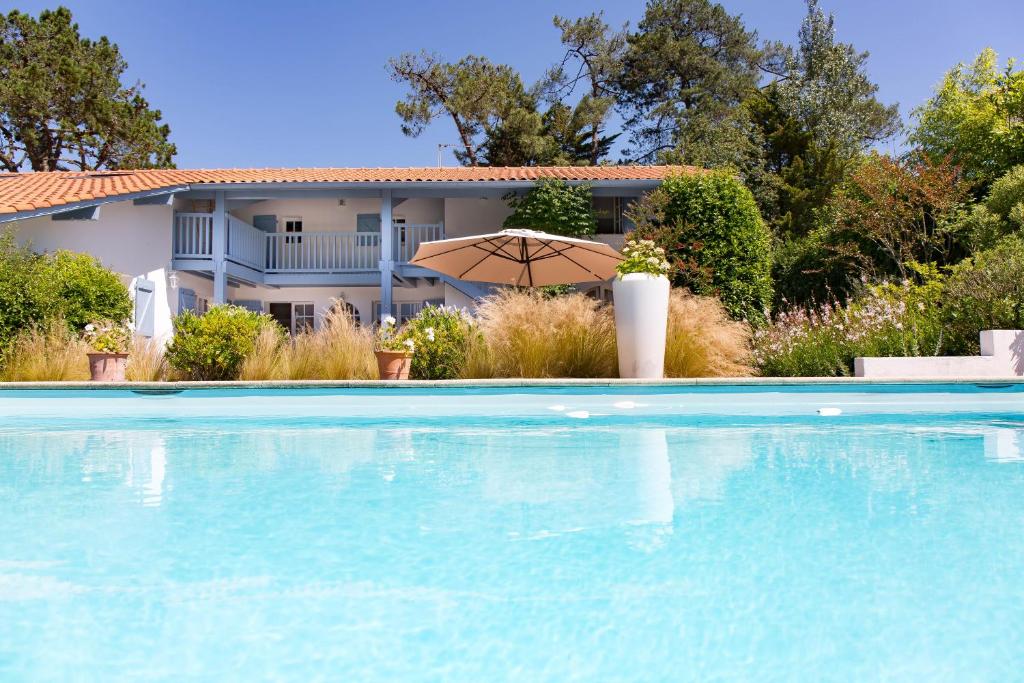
[{"left": 0, "top": 166, "right": 692, "bottom": 216}]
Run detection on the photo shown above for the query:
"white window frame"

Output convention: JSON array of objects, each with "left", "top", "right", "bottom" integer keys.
[{"left": 282, "top": 215, "right": 303, "bottom": 244}]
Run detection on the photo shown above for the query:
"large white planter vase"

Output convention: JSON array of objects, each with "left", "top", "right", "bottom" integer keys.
[{"left": 613, "top": 273, "right": 670, "bottom": 379}]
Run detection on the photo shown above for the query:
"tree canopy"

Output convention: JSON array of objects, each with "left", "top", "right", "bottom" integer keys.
[
  {"left": 910, "top": 48, "right": 1024, "bottom": 192},
  {"left": 0, "top": 7, "right": 175, "bottom": 171}
]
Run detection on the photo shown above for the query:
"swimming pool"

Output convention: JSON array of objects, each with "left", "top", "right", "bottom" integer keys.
[{"left": 1, "top": 384, "right": 1023, "bottom": 680}]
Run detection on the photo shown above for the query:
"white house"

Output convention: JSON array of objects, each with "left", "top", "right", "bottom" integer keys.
[{"left": 0, "top": 166, "right": 682, "bottom": 339}]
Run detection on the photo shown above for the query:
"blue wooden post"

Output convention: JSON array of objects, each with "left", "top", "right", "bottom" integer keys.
[
  {"left": 379, "top": 189, "right": 394, "bottom": 320},
  {"left": 212, "top": 190, "right": 228, "bottom": 305}
]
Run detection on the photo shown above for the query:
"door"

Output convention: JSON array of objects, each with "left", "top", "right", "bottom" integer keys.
[{"left": 268, "top": 303, "right": 292, "bottom": 333}]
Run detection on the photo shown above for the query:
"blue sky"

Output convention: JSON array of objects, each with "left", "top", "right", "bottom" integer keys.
[{"left": 11, "top": 0, "right": 1024, "bottom": 168}]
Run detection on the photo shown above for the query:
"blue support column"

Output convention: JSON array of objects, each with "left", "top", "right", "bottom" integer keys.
[
  {"left": 379, "top": 189, "right": 394, "bottom": 319},
  {"left": 212, "top": 191, "right": 228, "bottom": 305}
]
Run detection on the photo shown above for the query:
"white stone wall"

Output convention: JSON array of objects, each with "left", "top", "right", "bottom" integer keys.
[{"left": 855, "top": 330, "right": 1024, "bottom": 378}]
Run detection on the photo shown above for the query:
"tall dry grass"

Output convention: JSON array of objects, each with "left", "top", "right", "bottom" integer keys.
[
  {"left": 125, "top": 336, "right": 168, "bottom": 381},
  {"left": 462, "top": 289, "right": 617, "bottom": 378},
  {"left": 0, "top": 319, "right": 90, "bottom": 381},
  {"left": 239, "top": 305, "right": 377, "bottom": 380},
  {"left": 664, "top": 289, "right": 753, "bottom": 377}
]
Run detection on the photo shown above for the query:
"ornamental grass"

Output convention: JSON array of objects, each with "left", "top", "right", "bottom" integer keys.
[
  {"left": 238, "top": 304, "right": 377, "bottom": 381},
  {"left": 125, "top": 336, "right": 169, "bottom": 381},
  {"left": 461, "top": 289, "right": 617, "bottom": 378},
  {"left": 0, "top": 318, "right": 90, "bottom": 382},
  {"left": 664, "top": 289, "right": 754, "bottom": 378}
]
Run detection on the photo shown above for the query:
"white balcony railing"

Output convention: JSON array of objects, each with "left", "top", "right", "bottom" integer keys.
[
  {"left": 394, "top": 223, "right": 445, "bottom": 263},
  {"left": 265, "top": 231, "right": 381, "bottom": 272},
  {"left": 226, "top": 215, "right": 265, "bottom": 271},
  {"left": 173, "top": 213, "right": 214, "bottom": 258},
  {"left": 173, "top": 213, "right": 443, "bottom": 273}
]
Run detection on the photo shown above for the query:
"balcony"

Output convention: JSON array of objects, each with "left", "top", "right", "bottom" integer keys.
[{"left": 172, "top": 213, "right": 443, "bottom": 284}]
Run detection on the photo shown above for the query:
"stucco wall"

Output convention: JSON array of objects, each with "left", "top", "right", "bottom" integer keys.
[
  {"left": 9, "top": 199, "right": 179, "bottom": 341},
  {"left": 443, "top": 197, "right": 513, "bottom": 238},
  {"left": 231, "top": 197, "right": 443, "bottom": 231}
]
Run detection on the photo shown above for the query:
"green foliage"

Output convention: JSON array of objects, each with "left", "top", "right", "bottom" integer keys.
[
  {"left": 45, "top": 250, "right": 133, "bottom": 330},
  {"left": 0, "top": 231, "right": 131, "bottom": 359},
  {"left": 616, "top": 0, "right": 769, "bottom": 163},
  {"left": 986, "top": 165, "right": 1024, "bottom": 222},
  {"left": 405, "top": 305, "right": 473, "bottom": 380},
  {"left": 755, "top": 269, "right": 945, "bottom": 377},
  {"left": 387, "top": 52, "right": 531, "bottom": 166},
  {"left": 629, "top": 171, "right": 774, "bottom": 322},
  {"left": 0, "top": 7, "right": 175, "bottom": 171},
  {"left": 0, "top": 231, "right": 48, "bottom": 355},
  {"left": 165, "top": 306, "right": 280, "bottom": 381},
  {"left": 749, "top": 0, "right": 899, "bottom": 237},
  {"left": 910, "top": 49, "right": 1024, "bottom": 192},
  {"left": 943, "top": 236, "right": 1024, "bottom": 354},
  {"left": 503, "top": 178, "right": 597, "bottom": 237}
]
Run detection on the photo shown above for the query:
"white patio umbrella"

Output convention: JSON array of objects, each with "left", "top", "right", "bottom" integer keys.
[{"left": 409, "top": 229, "right": 622, "bottom": 287}]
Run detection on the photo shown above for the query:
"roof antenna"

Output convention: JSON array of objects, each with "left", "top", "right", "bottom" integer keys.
[{"left": 437, "top": 143, "right": 457, "bottom": 167}]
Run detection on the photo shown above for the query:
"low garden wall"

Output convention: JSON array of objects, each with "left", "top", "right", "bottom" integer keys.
[{"left": 856, "top": 330, "right": 1024, "bottom": 378}]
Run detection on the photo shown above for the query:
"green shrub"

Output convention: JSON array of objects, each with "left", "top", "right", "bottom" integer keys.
[
  {"left": 0, "top": 231, "right": 49, "bottom": 356},
  {"left": 503, "top": 178, "right": 597, "bottom": 238},
  {"left": 986, "top": 165, "right": 1024, "bottom": 220},
  {"left": 629, "top": 171, "right": 774, "bottom": 322},
  {"left": 44, "top": 250, "right": 132, "bottom": 330},
  {"left": 0, "top": 231, "right": 131, "bottom": 361},
  {"left": 943, "top": 235, "right": 1024, "bottom": 354},
  {"left": 165, "top": 305, "right": 280, "bottom": 380},
  {"left": 755, "top": 272, "right": 945, "bottom": 377},
  {"left": 404, "top": 305, "right": 472, "bottom": 380}
]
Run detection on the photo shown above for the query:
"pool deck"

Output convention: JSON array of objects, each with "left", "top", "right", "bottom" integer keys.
[{"left": 2, "top": 376, "right": 1024, "bottom": 391}]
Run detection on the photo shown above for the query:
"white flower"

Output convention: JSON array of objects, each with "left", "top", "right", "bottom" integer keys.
[
  {"left": 425, "top": 327, "right": 436, "bottom": 342},
  {"left": 647, "top": 256, "right": 659, "bottom": 265},
  {"left": 382, "top": 315, "right": 397, "bottom": 327},
  {"left": 404, "top": 338, "right": 415, "bottom": 351},
  {"left": 84, "top": 324, "right": 95, "bottom": 332}
]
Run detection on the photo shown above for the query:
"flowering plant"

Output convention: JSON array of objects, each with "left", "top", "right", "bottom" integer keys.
[
  {"left": 616, "top": 238, "right": 671, "bottom": 278},
  {"left": 81, "top": 320, "right": 132, "bottom": 354},
  {"left": 374, "top": 315, "right": 415, "bottom": 354},
  {"left": 754, "top": 268, "right": 945, "bottom": 377},
  {"left": 403, "top": 305, "right": 474, "bottom": 379}
]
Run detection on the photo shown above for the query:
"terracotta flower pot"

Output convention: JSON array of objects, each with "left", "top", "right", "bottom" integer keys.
[
  {"left": 87, "top": 352, "right": 129, "bottom": 382},
  {"left": 375, "top": 350, "right": 413, "bottom": 380}
]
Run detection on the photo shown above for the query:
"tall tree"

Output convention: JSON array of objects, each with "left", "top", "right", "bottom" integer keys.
[
  {"left": 387, "top": 52, "right": 527, "bottom": 166},
  {"left": 910, "top": 48, "right": 1024, "bottom": 192},
  {"left": 0, "top": 7, "right": 175, "bottom": 172},
  {"left": 544, "top": 12, "right": 625, "bottom": 165},
  {"left": 615, "top": 0, "right": 773, "bottom": 164},
  {"left": 751, "top": 0, "right": 900, "bottom": 236}
]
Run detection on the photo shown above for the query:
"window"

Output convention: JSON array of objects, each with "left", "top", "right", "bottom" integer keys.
[
  {"left": 268, "top": 302, "right": 315, "bottom": 335},
  {"left": 283, "top": 216, "right": 303, "bottom": 244},
  {"left": 593, "top": 197, "right": 622, "bottom": 234},
  {"left": 373, "top": 301, "right": 423, "bottom": 324},
  {"left": 294, "top": 303, "right": 314, "bottom": 333}
]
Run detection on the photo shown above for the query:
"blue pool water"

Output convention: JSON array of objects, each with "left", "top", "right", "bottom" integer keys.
[{"left": 1, "top": 385, "right": 1024, "bottom": 681}]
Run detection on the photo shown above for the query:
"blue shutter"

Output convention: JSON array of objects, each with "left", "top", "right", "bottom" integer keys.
[
  {"left": 252, "top": 215, "right": 277, "bottom": 233},
  {"left": 135, "top": 279, "right": 156, "bottom": 337},
  {"left": 178, "top": 288, "right": 197, "bottom": 314}
]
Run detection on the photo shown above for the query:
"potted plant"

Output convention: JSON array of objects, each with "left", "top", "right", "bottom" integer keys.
[
  {"left": 613, "top": 238, "right": 671, "bottom": 378},
  {"left": 374, "top": 315, "right": 415, "bottom": 380},
  {"left": 82, "top": 320, "right": 132, "bottom": 382}
]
